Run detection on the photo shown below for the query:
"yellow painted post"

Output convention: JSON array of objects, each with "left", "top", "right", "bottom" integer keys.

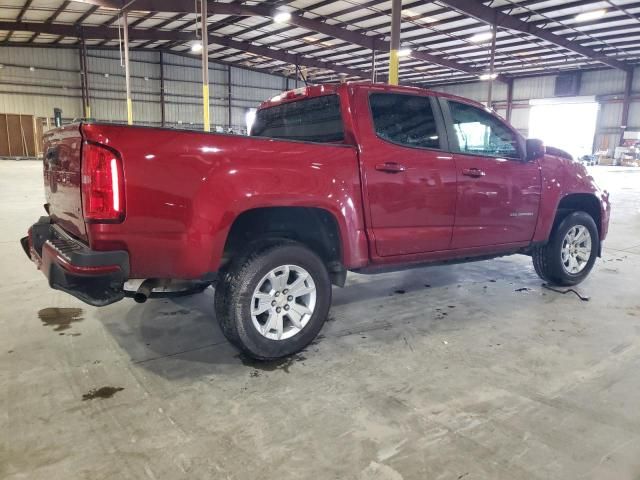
[
  {"left": 201, "top": 0, "right": 210, "bottom": 132},
  {"left": 202, "top": 84, "right": 210, "bottom": 132},
  {"left": 123, "top": 11, "right": 133, "bottom": 125},
  {"left": 388, "top": 0, "right": 402, "bottom": 85},
  {"left": 388, "top": 49, "right": 399, "bottom": 85}
]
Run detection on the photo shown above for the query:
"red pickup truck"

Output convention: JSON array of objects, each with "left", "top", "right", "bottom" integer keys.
[{"left": 22, "top": 82, "right": 610, "bottom": 359}]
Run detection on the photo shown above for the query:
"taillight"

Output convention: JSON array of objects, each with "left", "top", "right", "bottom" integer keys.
[{"left": 81, "top": 142, "right": 125, "bottom": 222}]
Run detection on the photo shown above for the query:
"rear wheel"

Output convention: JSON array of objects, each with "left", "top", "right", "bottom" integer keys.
[
  {"left": 214, "top": 241, "right": 331, "bottom": 360},
  {"left": 532, "top": 211, "right": 599, "bottom": 286}
]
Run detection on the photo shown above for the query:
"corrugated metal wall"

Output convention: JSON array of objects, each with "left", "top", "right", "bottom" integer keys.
[
  {"left": 0, "top": 46, "right": 287, "bottom": 132},
  {"left": 433, "top": 67, "right": 640, "bottom": 155},
  {"left": 1, "top": 46, "right": 638, "bottom": 153}
]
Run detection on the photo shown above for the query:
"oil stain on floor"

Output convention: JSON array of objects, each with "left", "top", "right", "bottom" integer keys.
[
  {"left": 82, "top": 386, "right": 124, "bottom": 401},
  {"left": 38, "top": 307, "right": 83, "bottom": 332},
  {"left": 237, "top": 353, "right": 307, "bottom": 374}
]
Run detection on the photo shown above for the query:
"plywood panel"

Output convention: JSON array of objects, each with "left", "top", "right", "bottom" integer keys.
[
  {"left": 0, "top": 113, "right": 41, "bottom": 156},
  {"left": 35, "top": 118, "right": 45, "bottom": 156},
  {"left": 20, "top": 115, "right": 36, "bottom": 156},
  {"left": 6, "top": 114, "right": 24, "bottom": 156},
  {"left": 0, "top": 115, "right": 9, "bottom": 156}
]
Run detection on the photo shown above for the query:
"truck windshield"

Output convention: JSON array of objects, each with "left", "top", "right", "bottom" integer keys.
[{"left": 251, "top": 94, "right": 344, "bottom": 143}]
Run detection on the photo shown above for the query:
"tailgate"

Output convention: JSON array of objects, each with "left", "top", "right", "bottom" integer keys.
[{"left": 43, "top": 124, "right": 87, "bottom": 241}]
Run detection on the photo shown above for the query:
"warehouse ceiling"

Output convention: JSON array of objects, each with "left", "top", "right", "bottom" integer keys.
[{"left": 0, "top": 0, "right": 639, "bottom": 86}]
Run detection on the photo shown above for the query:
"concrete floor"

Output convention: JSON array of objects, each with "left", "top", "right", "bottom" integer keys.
[{"left": 2, "top": 162, "right": 639, "bottom": 480}]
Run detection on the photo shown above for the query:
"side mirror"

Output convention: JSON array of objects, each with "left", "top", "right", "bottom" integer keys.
[{"left": 526, "top": 138, "right": 545, "bottom": 161}]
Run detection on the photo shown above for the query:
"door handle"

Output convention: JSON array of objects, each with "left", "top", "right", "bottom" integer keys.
[
  {"left": 462, "top": 168, "right": 486, "bottom": 178},
  {"left": 375, "top": 162, "right": 407, "bottom": 173}
]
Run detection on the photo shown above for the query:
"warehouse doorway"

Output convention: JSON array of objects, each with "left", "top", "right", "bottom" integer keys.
[{"left": 528, "top": 98, "right": 599, "bottom": 159}]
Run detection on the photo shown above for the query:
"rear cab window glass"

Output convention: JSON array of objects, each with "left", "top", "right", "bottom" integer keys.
[
  {"left": 251, "top": 94, "right": 344, "bottom": 143},
  {"left": 448, "top": 101, "right": 520, "bottom": 159},
  {"left": 369, "top": 93, "right": 441, "bottom": 149}
]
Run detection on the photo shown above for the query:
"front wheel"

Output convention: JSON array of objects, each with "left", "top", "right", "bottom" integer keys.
[
  {"left": 532, "top": 211, "right": 600, "bottom": 286},
  {"left": 214, "top": 241, "right": 332, "bottom": 360}
]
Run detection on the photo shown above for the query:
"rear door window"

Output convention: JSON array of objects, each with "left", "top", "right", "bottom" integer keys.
[
  {"left": 369, "top": 93, "right": 441, "bottom": 149},
  {"left": 251, "top": 95, "right": 344, "bottom": 143}
]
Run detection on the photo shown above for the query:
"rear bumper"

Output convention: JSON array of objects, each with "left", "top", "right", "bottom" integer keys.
[{"left": 21, "top": 217, "right": 129, "bottom": 306}]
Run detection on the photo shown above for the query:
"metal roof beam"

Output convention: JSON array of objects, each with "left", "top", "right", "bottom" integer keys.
[
  {"left": 438, "top": 0, "right": 631, "bottom": 71},
  {"left": 0, "top": 20, "right": 371, "bottom": 79},
  {"left": 68, "top": 0, "right": 497, "bottom": 80},
  {"left": 214, "top": 2, "right": 496, "bottom": 79}
]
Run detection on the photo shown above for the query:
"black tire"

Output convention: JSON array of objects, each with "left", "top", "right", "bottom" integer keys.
[
  {"left": 214, "top": 240, "right": 332, "bottom": 360},
  {"left": 532, "top": 211, "right": 599, "bottom": 286}
]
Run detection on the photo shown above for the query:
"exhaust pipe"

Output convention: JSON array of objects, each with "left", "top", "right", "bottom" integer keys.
[{"left": 134, "top": 279, "right": 157, "bottom": 303}]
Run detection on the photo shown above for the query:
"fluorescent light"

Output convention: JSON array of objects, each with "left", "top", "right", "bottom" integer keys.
[
  {"left": 398, "top": 48, "right": 412, "bottom": 57},
  {"left": 303, "top": 36, "right": 334, "bottom": 47},
  {"left": 273, "top": 11, "right": 292, "bottom": 23},
  {"left": 470, "top": 31, "right": 494, "bottom": 43},
  {"left": 479, "top": 72, "right": 498, "bottom": 80},
  {"left": 190, "top": 41, "right": 203, "bottom": 53},
  {"left": 402, "top": 9, "right": 436, "bottom": 22},
  {"left": 575, "top": 9, "right": 606, "bottom": 22}
]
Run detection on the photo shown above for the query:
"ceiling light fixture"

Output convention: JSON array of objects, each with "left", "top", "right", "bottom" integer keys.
[
  {"left": 273, "top": 11, "right": 292, "bottom": 23},
  {"left": 191, "top": 41, "right": 203, "bottom": 53},
  {"left": 479, "top": 72, "right": 498, "bottom": 81},
  {"left": 402, "top": 10, "right": 436, "bottom": 23},
  {"left": 470, "top": 31, "right": 494, "bottom": 43},
  {"left": 398, "top": 48, "right": 412, "bottom": 57},
  {"left": 575, "top": 9, "right": 606, "bottom": 22}
]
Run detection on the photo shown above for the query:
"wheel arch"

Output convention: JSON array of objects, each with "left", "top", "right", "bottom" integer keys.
[
  {"left": 555, "top": 193, "right": 602, "bottom": 238},
  {"left": 533, "top": 192, "right": 603, "bottom": 256},
  {"left": 221, "top": 206, "right": 347, "bottom": 286}
]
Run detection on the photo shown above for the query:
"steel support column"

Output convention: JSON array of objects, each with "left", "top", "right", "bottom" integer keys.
[
  {"left": 388, "top": 0, "right": 401, "bottom": 85},
  {"left": 487, "top": 20, "right": 497, "bottom": 107},
  {"left": 123, "top": 12, "right": 132, "bottom": 125},
  {"left": 228, "top": 65, "right": 232, "bottom": 129},
  {"left": 159, "top": 51, "right": 165, "bottom": 127},
  {"left": 80, "top": 35, "right": 91, "bottom": 118},
  {"left": 620, "top": 69, "right": 634, "bottom": 146},
  {"left": 506, "top": 78, "right": 514, "bottom": 123},
  {"left": 371, "top": 49, "right": 377, "bottom": 83},
  {"left": 78, "top": 45, "right": 87, "bottom": 117},
  {"left": 201, "top": 0, "right": 210, "bottom": 132}
]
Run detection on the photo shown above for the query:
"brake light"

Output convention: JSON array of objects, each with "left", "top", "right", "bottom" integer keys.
[{"left": 81, "top": 142, "right": 125, "bottom": 222}]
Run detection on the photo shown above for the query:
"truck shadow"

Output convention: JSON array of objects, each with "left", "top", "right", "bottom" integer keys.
[{"left": 96, "top": 256, "right": 539, "bottom": 380}]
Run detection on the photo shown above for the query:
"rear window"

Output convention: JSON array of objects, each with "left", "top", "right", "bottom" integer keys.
[{"left": 251, "top": 95, "right": 344, "bottom": 143}]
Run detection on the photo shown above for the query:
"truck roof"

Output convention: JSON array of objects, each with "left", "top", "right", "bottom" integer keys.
[{"left": 257, "top": 82, "right": 487, "bottom": 111}]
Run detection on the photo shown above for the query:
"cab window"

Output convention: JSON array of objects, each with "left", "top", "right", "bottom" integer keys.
[
  {"left": 448, "top": 101, "right": 520, "bottom": 159},
  {"left": 369, "top": 93, "right": 441, "bottom": 149},
  {"left": 251, "top": 95, "right": 344, "bottom": 143}
]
